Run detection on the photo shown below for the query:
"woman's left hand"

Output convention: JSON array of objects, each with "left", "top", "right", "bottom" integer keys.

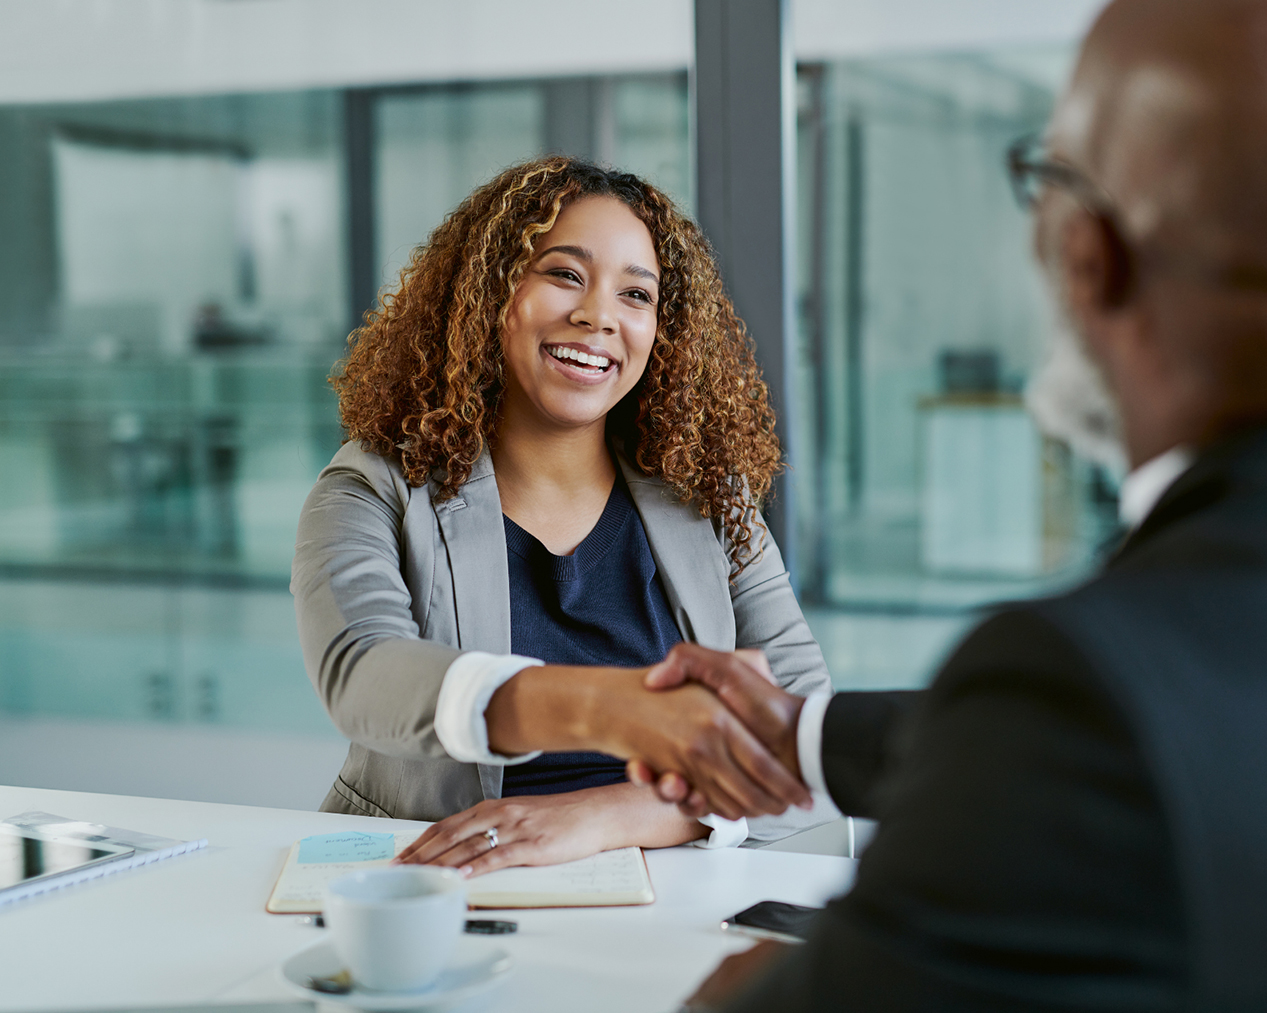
[{"left": 393, "top": 790, "right": 619, "bottom": 878}]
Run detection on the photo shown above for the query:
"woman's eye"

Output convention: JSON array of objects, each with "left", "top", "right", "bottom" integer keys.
[
  {"left": 623, "top": 288, "right": 653, "bottom": 304},
  {"left": 548, "top": 268, "right": 581, "bottom": 283}
]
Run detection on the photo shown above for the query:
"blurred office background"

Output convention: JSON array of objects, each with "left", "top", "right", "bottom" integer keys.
[{"left": 0, "top": 0, "right": 1108, "bottom": 808}]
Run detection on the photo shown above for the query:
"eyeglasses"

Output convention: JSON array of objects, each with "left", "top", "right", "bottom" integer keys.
[
  {"left": 1006, "top": 134, "right": 1115, "bottom": 214},
  {"left": 1007, "top": 132, "right": 1267, "bottom": 294}
]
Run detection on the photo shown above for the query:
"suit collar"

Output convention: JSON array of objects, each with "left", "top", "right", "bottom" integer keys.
[
  {"left": 1118, "top": 446, "right": 1195, "bottom": 529},
  {"left": 1111, "top": 424, "right": 1267, "bottom": 564}
]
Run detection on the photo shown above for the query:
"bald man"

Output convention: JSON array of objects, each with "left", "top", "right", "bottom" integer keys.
[{"left": 660, "top": 0, "right": 1267, "bottom": 1008}]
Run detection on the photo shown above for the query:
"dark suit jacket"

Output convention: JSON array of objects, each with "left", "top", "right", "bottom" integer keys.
[{"left": 729, "top": 427, "right": 1267, "bottom": 1011}]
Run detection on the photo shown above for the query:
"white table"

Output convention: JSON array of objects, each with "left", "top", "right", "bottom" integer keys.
[{"left": 0, "top": 786, "right": 854, "bottom": 1013}]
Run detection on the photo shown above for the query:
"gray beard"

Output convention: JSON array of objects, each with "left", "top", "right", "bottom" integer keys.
[{"left": 1025, "top": 309, "right": 1127, "bottom": 474}]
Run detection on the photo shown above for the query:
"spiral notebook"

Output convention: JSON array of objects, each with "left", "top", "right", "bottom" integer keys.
[{"left": 266, "top": 831, "right": 654, "bottom": 913}]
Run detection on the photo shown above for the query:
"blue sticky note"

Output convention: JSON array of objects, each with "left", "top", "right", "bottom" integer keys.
[{"left": 298, "top": 832, "right": 395, "bottom": 864}]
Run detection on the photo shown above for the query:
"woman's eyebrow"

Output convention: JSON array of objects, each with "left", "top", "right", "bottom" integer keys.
[
  {"left": 625, "top": 263, "right": 660, "bottom": 284},
  {"left": 537, "top": 244, "right": 592, "bottom": 262}
]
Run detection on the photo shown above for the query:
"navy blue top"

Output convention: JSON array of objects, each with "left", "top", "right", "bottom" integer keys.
[{"left": 501, "top": 474, "right": 681, "bottom": 797}]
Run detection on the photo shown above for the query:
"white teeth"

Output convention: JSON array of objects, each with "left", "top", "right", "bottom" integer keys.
[{"left": 547, "top": 345, "right": 611, "bottom": 370}]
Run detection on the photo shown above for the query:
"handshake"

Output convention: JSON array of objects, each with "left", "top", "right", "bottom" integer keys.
[
  {"left": 491, "top": 642, "right": 815, "bottom": 821},
  {"left": 623, "top": 644, "right": 813, "bottom": 820}
]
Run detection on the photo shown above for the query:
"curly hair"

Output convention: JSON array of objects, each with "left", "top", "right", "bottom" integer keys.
[{"left": 333, "top": 156, "right": 782, "bottom": 570}]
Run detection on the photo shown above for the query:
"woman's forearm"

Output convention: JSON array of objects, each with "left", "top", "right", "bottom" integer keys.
[
  {"left": 485, "top": 664, "right": 630, "bottom": 755},
  {"left": 581, "top": 781, "right": 713, "bottom": 849}
]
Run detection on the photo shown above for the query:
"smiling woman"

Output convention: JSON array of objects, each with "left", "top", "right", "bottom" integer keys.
[{"left": 293, "top": 158, "right": 836, "bottom": 878}]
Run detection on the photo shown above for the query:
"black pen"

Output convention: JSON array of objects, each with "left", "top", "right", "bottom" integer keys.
[{"left": 301, "top": 914, "right": 516, "bottom": 934}]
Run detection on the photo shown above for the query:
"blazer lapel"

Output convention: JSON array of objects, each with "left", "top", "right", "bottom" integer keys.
[
  {"left": 431, "top": 449, "right": 511, "bottom": 801},
  {"left": 430, "top": 449, "right": 512, "bottom": 654},
  {"left": 619, "top": 454, "right": 735, "bottom": 650}
]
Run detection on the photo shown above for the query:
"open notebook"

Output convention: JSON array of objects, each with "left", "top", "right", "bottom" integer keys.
[{"left": 266, "top": 831, "right": 654, "bottom": 913}]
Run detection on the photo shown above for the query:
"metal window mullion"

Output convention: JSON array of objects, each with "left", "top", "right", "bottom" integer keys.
[{"left": 694, "top": 0, "right": 798, "bottom": 585}]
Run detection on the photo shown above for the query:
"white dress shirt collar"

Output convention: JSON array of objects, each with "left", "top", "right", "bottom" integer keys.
[{"left": 1118, "top": 446, "right": 1195, "bottom": 529}]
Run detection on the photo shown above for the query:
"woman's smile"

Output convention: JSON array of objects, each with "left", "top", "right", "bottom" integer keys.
[{"left": 541, "top": 341, "right": 617, "bottom": 383}]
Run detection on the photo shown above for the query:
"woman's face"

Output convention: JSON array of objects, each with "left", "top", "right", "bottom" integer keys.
[{"left": 500, "top": 195, "right": 660, "bottom": 433}]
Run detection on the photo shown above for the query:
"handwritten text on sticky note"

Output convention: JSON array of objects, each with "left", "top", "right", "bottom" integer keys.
[{"left": 298, "top": 832, "right": 395, "bottom": 864}]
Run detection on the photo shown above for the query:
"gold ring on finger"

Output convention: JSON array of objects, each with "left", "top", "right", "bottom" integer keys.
[{"left": 483, "top": 827, "right": 499, "bottom": 850}]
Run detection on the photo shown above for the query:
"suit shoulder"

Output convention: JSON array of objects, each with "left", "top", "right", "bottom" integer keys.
[
  {"left": 931, "top": 600, "right": 1124, "bottom": 724},
  {"left": 319, "top": 441, "right": 418, "bottom": 503},
  {"left": 940, "top": 604, "right": 1089, "bottom": 676},
  {"left": 942, "top": 563, "right": 1184, "bottom": 678}
]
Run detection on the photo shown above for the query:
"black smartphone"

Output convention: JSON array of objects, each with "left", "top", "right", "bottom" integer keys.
[{"left": 720, "top": 900, "right": 821, "bottom": 942}]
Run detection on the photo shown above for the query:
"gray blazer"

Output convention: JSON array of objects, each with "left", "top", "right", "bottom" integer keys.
[{"left": 292, "top": 442, "right": 836, "bottom": 842}]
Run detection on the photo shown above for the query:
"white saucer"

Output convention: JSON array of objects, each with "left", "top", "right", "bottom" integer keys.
[{"left": 280, "top": 937, "right": 513, "bottom": 1010}]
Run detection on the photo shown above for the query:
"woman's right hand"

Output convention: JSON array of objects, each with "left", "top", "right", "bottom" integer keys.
[{"left": 485, "top": 662, "right": 812, "bottom": 821}]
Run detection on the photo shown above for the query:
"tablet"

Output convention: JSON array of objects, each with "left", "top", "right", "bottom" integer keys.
[{"left": 0, "top": 824, "right": 134, "bottom": 892}]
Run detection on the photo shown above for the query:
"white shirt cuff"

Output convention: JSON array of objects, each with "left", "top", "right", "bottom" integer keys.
[
  {"left": 434, "top": 651, "right": 544, "bottom": 765},
  {"left": 797, "top": 690, "right": 833, "bottom": 798},
  {"left": 692, "top": 814, "right": 749, "bottom": 849}
]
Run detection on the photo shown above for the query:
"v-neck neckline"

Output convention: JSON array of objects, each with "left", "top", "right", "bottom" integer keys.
[{"left": 503, "top": 476, "right": 634, "bottom": 580}]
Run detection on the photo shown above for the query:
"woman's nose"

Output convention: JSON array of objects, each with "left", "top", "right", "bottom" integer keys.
[{"left": 569, "top": 293, "right": 618, "bottom": 333}]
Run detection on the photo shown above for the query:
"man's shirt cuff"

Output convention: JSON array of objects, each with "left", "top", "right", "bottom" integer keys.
[
  {"left": 797, "top": 690, "right": 833, "bottom": 798},
  {"left": 692, "top": 814, "right": 749, "bottom": 849},
  {"left": 435, "top": 651, "right": 544, "bottom": 765}
]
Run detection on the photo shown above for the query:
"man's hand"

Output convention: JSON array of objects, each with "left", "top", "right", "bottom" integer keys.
[
  {"left": 627, "top": 644, "right": 808, "bottom": 819},
  {"left": 682, "top": 940, "right": 790, "bottom": 1011}
]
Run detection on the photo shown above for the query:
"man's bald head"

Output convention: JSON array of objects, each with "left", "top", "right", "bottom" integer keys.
[
  {"left": 1055, "top": 0, "right": 1267, "bottom": 270},
  {"left": 1036, "top": 0, "right": 1267, "bottom": 463}
]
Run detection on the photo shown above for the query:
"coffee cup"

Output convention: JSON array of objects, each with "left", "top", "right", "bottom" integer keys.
[{"left": 324, "top": 865, "right": 467, "bottom": 992}]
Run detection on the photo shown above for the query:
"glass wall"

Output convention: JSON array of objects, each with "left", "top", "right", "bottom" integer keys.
[
  {"left": 792, "top": 47, "right": 1120, "bottom": 688},
  {"left": 2, "top": 48, "right": 1117, "bottom": 721},
  {"left": 0, "top": 75, "right": 690, "bottom": 733}
]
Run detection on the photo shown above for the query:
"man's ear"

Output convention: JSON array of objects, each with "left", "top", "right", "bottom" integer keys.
[{"left": 1061, "top": 209, "right": 1135, "bottom": 313}]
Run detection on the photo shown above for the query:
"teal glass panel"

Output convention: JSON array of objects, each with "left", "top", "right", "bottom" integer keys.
[
  {"left": 373, "top": 74, "right": 690, "bottom": 289},
  {"left": 794, "top": 48, "right": 1119, "bottom": 689},
  {"left": 611, "top": 75, "right": 693, "bottom": 214},
  {"left": 0, "top": 89, "right": 347, "bottom": 733},
  {"left": 375, "top": 84, "right": 547, "bottom": 291}
]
